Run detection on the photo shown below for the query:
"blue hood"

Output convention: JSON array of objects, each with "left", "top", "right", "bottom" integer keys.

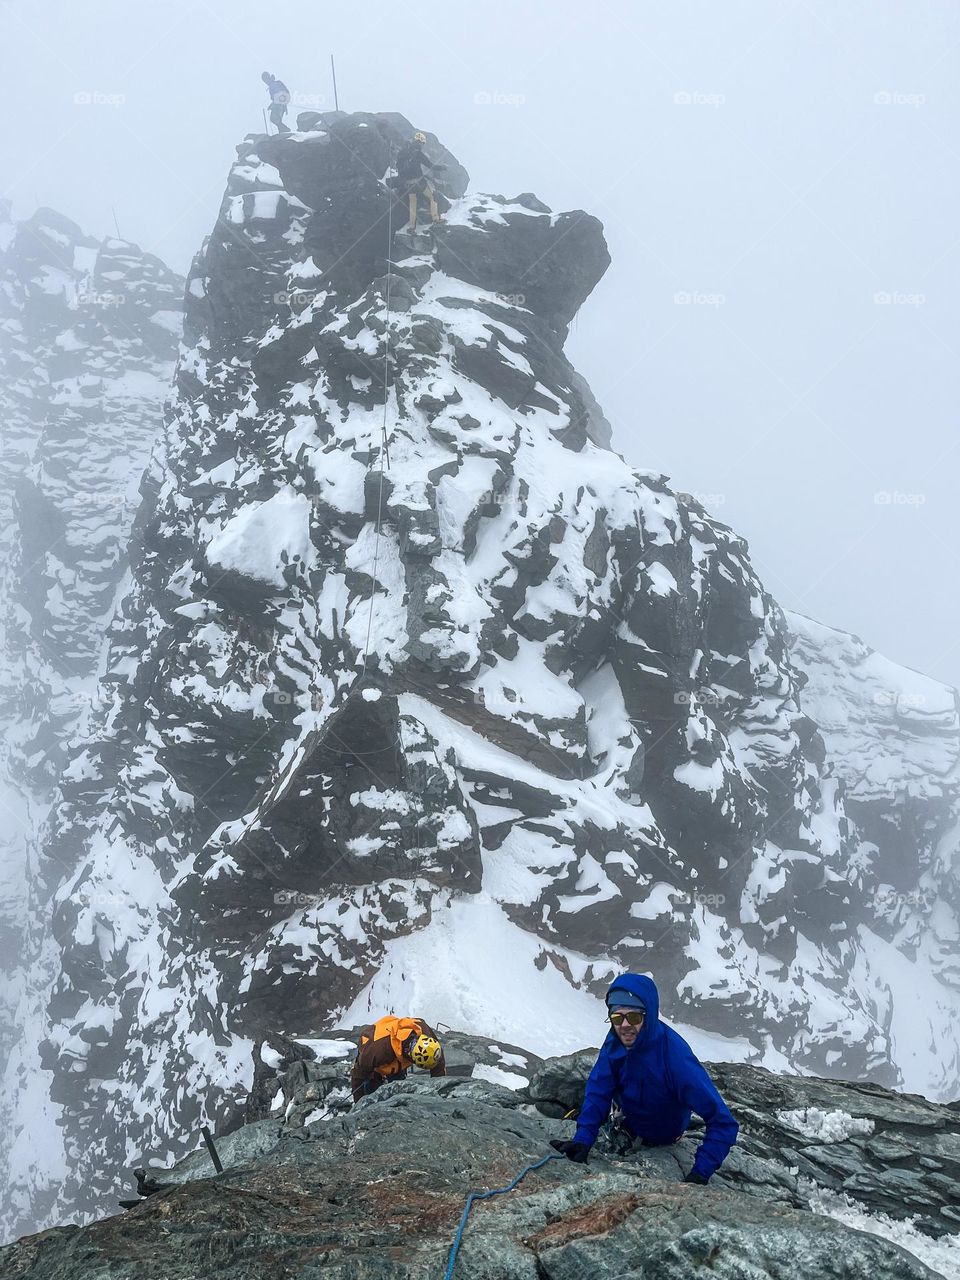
[
  {"left": 575, "top": 970, "right": 740, "bottom": 1178},
  {"left": 605, "top": 973, "right": 662, "bottom": 1051}
]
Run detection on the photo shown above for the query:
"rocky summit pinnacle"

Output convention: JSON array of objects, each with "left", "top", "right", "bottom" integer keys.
[{"left": 1, "top": 111, "right": 958, "bottom": 1247}]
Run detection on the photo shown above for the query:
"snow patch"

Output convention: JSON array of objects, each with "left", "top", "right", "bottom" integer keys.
[
  {"left": 471, "top": 1062, "right": 528, "bottom": 1090},
  {"left": 777, "top": 1107, "right": 875, "bottom": 1142},
  {"left": 205, "top": 486, "right": 316, "bottom": 587}
]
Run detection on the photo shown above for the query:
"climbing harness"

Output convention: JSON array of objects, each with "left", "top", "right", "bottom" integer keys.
[
  {"left": 601, "top": 1110, "right": 635, "bottom": 1157},
  {"left": 443, "top": 1151, "right": 565, "bottom": 1279}
]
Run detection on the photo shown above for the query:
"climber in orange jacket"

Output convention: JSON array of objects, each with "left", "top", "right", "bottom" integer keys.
[{"left": 350, "top": 1015, "right": 446, "bottom": 1102}]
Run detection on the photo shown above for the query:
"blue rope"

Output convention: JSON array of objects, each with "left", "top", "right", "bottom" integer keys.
[{"left": 443, "top": 1151, "right": 565, "bottom": 1279}]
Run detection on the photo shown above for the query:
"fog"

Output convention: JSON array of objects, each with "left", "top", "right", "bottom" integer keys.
[{"left": 5, "top": 0, "right": 958, "bottom": 685}]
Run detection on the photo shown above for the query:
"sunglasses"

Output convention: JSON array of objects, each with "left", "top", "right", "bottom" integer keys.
[{"left": 609, "top": 1010, "right": 645, "bottom": 1027}]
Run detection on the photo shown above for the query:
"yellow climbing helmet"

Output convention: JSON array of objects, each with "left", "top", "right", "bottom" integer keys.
[
  {"left": 413, "top": 131, "right": 427, "bottom": 144},
  {"left": 410, "top": 1033, "right": 442, "bottom": 1069}
]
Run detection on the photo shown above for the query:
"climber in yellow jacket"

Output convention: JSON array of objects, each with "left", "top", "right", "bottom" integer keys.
[{"left": 350, "top": 1015, "right": 445, "bottom": 1102}]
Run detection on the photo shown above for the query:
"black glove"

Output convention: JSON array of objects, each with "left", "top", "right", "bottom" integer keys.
[
  {"left": 550, "top": 1138, "right": 589, "bottom": 1164},
  {"left": 684, "top": 1170, "right": 709, "bottom": 1185}
]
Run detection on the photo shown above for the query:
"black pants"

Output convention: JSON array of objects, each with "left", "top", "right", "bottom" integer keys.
[{"left": 618, "top": 1116, "right": 684, "bottom": 1147}]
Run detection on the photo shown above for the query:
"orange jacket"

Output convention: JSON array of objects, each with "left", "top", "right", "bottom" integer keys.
[{"left": 350, "top": 1015, "right": 445, "bottom": 1101}]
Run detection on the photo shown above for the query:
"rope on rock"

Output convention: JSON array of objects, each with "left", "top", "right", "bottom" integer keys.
[{"left": 443, "top": 1151, "right": 565, "bottom": 1279}]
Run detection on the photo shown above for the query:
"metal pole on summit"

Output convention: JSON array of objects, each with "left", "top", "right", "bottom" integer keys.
[{"left": 331, "top": 55, "right": 340, "bottom": 111}]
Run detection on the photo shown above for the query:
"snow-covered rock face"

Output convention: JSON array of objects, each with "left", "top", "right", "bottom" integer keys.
[
  {"left": 0, "top": 201, "right": 183, "bottom": 1236},
  {"left": 9, "top": 112, "right": 959, "bottom": 1237},
  {"left": 0, "top": 202, "right": 183, "bottom": 798},
  {"left": 786, "top": 611, "right": 960, "bottom": 908},
  {"left": 784, "top": 611, "right": 960, "bottom": 1081}
]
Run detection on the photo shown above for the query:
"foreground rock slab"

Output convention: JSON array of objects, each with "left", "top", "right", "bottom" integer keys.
[{"left": 0, "top": 1077, "right": 944, "bottom": 1279}]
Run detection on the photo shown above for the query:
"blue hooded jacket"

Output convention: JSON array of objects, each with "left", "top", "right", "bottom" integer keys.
[{"left": 573, "top": 973, "right": 739, "bottom": 1180}]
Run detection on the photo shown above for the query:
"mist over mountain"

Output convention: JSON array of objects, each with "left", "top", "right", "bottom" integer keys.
[{"left": 0, "top": 112, "right": 957, "bottom": 1261}]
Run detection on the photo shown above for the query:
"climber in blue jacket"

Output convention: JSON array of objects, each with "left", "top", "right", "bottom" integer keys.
[{"left": 551, "top": 973, "right": 739, "bottom": 1183}]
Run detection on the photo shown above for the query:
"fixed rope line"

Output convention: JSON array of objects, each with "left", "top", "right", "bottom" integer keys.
[
  {"left": 379, "top": 178, "right": 394, "bottom": 473},
  {"left": 443, "top": 1151, "right": 565, "bottom": 1279},
  {"left": 359, "top": 171, "right": 395, "bottom": 679}
]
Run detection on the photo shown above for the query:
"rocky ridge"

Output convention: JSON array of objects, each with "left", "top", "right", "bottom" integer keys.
[{"left": 2, "top": 1031, "right": 958, "bottom": 1278}]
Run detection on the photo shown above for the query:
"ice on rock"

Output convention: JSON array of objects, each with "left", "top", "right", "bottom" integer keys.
[{"left": 777, "top": 1107, "right": 876, "bottom": 1142}]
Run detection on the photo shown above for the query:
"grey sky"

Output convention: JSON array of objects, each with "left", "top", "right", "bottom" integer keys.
[{"left": 4, "top": 0, "right": 959, "bottom": 688}]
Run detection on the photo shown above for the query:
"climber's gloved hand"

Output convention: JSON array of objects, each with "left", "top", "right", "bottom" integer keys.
[
  {"left": 550, "top": 1138, "right": 589, "bottom": 1164},
  {"left": 684, "top": 1170, "right": 709, "bottom": 1185}
]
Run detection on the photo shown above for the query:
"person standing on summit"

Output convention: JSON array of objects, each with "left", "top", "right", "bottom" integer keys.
[
  {"left": 551, "top": 974, "right": 739, "bottom": 1183},
  {"left": 261, "top": 71, "right": 291, "bottom": 134}
]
